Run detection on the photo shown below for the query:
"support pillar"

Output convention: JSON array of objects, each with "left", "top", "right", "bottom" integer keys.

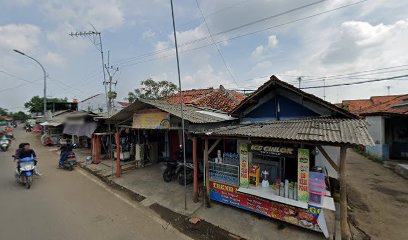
[
  {"left": 339, "top": 147, "right": 351, "bottom": 240},
  {"left": 204, "top": 137, "right": 210, "bottom": 207},
  {"left": 192, "top": 137, "right": 199, "bottom": 202},
  {"left": 116, "top": 129, "right": 121, "bottom": 178}
]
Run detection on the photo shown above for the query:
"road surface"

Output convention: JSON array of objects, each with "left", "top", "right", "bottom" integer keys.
[{"left": 0, "top": 127, "right": 188, "bottom": 240}]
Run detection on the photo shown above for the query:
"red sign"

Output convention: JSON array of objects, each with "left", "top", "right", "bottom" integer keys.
[{"left": 210, "top": 181, "right": 321, "bottom": 231}]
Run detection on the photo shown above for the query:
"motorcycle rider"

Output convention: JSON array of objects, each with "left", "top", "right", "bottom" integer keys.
[
  {"left": 16, "top": 143, "right": 41, "bottom": 176},
  {"left": 59, "top": 143, "right": 73, "bottom": 168}
]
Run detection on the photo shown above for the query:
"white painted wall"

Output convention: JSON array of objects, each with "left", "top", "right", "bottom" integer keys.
[
  {"left": 315, "top": 146, "right": 340, "bottom": 179},
  {"left": 366, "top": 116, "right": 385, "bottom": 144}
]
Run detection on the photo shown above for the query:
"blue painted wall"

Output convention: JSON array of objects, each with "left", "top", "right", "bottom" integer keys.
[{"left": 243, "top": 95, "right": 318, "bottom": 123}]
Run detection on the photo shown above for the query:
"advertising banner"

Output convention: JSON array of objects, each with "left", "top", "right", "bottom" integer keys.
[
  {"left": 250, "top": 144, "right": 296, "bottom": 158},
  {"left": 297, "top": 149, "right": 310, "bottom": 203},
  {"left": 209, "top": 181, "right": 321, "bottom": 232},
  {"left": 132, "top": 111, "right": 170, "bottom": 129},
  {"left": 239, "top": 143, "right": 249, "bottom": 188}
]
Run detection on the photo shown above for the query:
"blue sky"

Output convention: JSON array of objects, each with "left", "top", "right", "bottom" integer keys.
[{"left": 0, "top": 0, "right": 407, "bottom": 112}]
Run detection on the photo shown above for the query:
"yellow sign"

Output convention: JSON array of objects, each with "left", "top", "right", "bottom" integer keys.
[
  {"left": 132, "top": 112, "right": 170, "bottom": 129},
  {"left": 239, "top": 143, "right": 249, "bottom": 188},
  {"left": 297, "top": 149, "right": 310, "bottom": 203}
]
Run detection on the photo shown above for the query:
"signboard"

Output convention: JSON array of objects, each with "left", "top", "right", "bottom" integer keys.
[
  {"left": 132, "top": 111, "right": 170, "bottom": 129},
  {"left": 250, "top": 144, "right": 296, "bottom": 157},
  {"left": 210, "top": 181, "right": 321, "bottom": 232},
  {"left": 239, "top": 143, "right": 249, "bottom": 188},
  {"left": 297, "top": 149, "right": 310, "bottom": 203}
]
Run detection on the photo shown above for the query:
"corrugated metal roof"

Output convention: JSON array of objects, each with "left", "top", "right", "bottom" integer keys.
[
  {"left": 195, "top": 118, "right": 374, "bottom": 146},
  {"left": 110, "top": 98, "right": 232, "bottom": 124}
]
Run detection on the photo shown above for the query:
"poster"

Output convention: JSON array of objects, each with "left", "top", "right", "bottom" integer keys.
[
  {"left": 239, "top": 143, "right": 249, "bottom": 188},
  {"left": 210, "top": 181, "right": 321, "bottom": 232},
  {"left": 297, "top": 149, "right": 310, "bottom": 203},
  {"left": 132, "top": 111, "right": 170, "bottom": 129}
]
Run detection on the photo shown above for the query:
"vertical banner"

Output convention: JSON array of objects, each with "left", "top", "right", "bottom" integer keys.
[
  {"left": 297, "top": 149, "right": 310, "bottom": 203},
  {"left": 239, "top": 143, "right": 249, "bottom": 188}
]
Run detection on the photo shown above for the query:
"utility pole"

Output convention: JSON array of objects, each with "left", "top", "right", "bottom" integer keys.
[
  {"left": 70, "top": 27, "right": 116, "bottom": 178},
  {"left": 323, "top": 78, "right": 326, "bottom": 100},
  {"left": 170, "top": 0, "right": 187, "bottom": 211},
  {"left": 297, "top": 76, "right": 302, "bottom": 89},
  {"left": 387, "top": 86, "right": 390, "bottom": 95},
  {"left": 104, "top": 51, "right": 119, "bottom": 113}
]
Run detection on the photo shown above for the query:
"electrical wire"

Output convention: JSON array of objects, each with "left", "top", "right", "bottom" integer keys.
[
  {"left": 114, "top": 0, "right": 363, "bottom": 66},
  {"left": 195, "top": 0, "right": 238, "bottom": 86}
]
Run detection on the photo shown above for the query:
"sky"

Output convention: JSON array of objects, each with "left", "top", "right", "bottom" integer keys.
[{"left": 0, "top": 0, "right": 407, "bottom": 113}]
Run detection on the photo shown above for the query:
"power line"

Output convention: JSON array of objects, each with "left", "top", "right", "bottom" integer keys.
[
  {"left": 114, "top": 0, "right": 364, "bottom": 66},
  {"left": 0, "top": 69, "right": 38, "bottom": 84},
  {"left": 195, "top": 0, "right": 238, "bottom": 87},
  {"left": 300, "top": 74, "right": 408, "bottom": 89}
]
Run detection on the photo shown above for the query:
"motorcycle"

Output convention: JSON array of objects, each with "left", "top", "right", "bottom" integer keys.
[
  {"left": 60, "top": 144, "right": 77, "bottom": 171},
  {"left": 162, "top": 145, "right": 183, "bottom": 182},
  {"left": 177, "top": 162, "right": 203, "bottom": 186},
  {"left": 13, "top": 156, "right": 36, "bottom": 189},
  {"left": 25, "top": 126, "right": 32, "bottom": 132},
  {"left": 0, "top": 138, "right": 10, "bottom": 152}
]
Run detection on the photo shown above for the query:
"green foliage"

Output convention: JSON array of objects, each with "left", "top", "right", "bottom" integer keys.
[
  {"left": 126, "top": 78, "right": 178, "bottom": 103},
  {"left": 24, "top": 95, "right": 67, "bottom": 113},
  {"left": 0, "top": 107, "right": 8, "bottom": 116},
  {"left": 12, "top": 111, "right": 29, "bottom": 120}
]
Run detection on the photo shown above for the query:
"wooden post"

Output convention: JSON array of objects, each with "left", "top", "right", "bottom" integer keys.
[
  {"left": 116, "top": 129, "right": 121, "bottom": 178},
  {"left": 339, "top": 146, "right": 351, "bottom": 240},
  {"left": 204, "top": 137, "right": 210, "bottom": 207},
  {"left": 192, "top": 137, "right": 198, "bottom": 202}
]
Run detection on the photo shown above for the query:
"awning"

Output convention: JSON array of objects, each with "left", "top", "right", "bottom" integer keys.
[{"left": 63, "top": 122, "right": 97, "bottom": 138}]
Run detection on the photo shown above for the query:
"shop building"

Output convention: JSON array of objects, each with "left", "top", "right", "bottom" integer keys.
[
  {"left": 339, "top": 94, "right": 408, "bottom": 160},
  {"left": 193, "top": 76, "right": 374, "bottom": 238}
]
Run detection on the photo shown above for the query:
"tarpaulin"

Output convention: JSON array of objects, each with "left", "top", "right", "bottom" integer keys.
[{"left": 63, "top": 122, "right": 97, "bottom": 138}]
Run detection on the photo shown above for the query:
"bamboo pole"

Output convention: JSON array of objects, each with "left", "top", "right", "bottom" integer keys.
[
  {"left": 204, "top": 137, "right": 210, "bottom": 207},
  {"left": 339, "top": 146, "right": 351, "bottom": 240},
  {"left": 192, "top": 137, "right": 198, "bottom": 202}
]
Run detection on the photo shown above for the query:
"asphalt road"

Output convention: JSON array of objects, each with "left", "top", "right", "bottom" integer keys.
[{"left": 0, "top": 128, "right": 187, "bottom": 240}]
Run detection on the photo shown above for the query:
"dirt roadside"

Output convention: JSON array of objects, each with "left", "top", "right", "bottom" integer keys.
[{"left": 346, "top": 150, "right": 408, "bottom": 240}]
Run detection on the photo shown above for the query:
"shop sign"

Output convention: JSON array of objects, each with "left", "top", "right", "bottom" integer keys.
[
  {"left": 297, "top": 149, "right": 310, "bottom": 203},
  {"left": 132, "top": 111, "right": 170, "bottom": 129},
  {"left": 210, "top": 181, "right": 321, "bottom": 232},
  {"left": 239, "top": 143, "right": 249, "bottom": 188},
  {"left": 250, "top": 144, "right": 296, "bottom": 157}
]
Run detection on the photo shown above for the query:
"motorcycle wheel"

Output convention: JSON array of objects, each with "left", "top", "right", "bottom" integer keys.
[
  {"left": 178, "top": 169, "right": 194, "bottom": 186},
  {"left": 25, "top": 176, "right": 32, "bottom": 189},
  {"left": 163, "top": 168, "right": 173, "bottom": 182}
]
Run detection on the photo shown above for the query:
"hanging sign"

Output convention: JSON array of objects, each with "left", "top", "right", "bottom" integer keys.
[
  {"left": 239, "top": 143, "right": 249, "bottom": 188},
  {"left": 250, "top": 144, "right": 296, "bottom": 157},
  {"left": 132, "top": 111, "right": 170, "bottom": 129},
  {"left": 297, "top": 149, "right": 310, "bottom": 203}
]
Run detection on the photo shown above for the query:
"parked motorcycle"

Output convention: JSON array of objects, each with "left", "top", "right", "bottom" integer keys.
[
  {"left": 13, "top": 156, "right": 36, "bottom": 189},
  {"left": 0, "top": 138, "right": 10, "bottom": 152},
  {"left": 177, "top": 162, "right": 203, "bottom": 186},
  {"left": 162, "top": 145, "right": 183, "bottom": 182},
  {"left": 25, "top": 126, "right": 31, "bottom": 132}
]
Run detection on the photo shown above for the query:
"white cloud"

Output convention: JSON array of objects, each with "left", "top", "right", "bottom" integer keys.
[
  {"left": 251, "top": 45, "right": 264, "bottom": 59},
  {"left": 43, "top": 52, "right": 66, "bottom": 66},
  {"left": 41, "top": 0, "right": 124, "bottom": 32},
  {"left": 268, "top": 35, "right": 278, "bottom": 48},
  {"left": 183, "top": 65, "right": 231, "bottom": 89},
  {"left": 251, "top": 34, "right": 278, "bottom": 60},
  {"left": 0, "top": 24, "right": 41, "bottom": 51},
  {"left": 142, "top": 29, "right": 156, "bottom": 39}
]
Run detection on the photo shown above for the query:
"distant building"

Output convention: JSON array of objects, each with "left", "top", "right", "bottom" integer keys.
[
  {"left": 162, "top": 85, "right": 246, "bottom": 113},
  {"left": 339, "top": 94, "right": 408, "bottom": 160}
]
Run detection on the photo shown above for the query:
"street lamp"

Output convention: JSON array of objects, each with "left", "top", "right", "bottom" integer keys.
[{"left": 13, "top": 49, "right": 47, "bottom": 120}]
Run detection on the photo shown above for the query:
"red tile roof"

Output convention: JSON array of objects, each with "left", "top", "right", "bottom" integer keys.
[
  {"left": 340, "top": 94, "right": 408, "bottom": 116},
  {"left": 162, "top": 86, "right": 246, "bottom": 112}
]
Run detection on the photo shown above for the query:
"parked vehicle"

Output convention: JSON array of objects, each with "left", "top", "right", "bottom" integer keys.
[
  {"left": 13, "top": 156, "right": 36, "bottom": 189},
  {"left": 25, "top": 126, "right": 31, "bottom": 132},
  {"left": 0, "top": 138, "right": 10, "bottom": 152},
  {"left": 177, "top": 162, "right": 203, "bottom": 186},
  {"left": 162, "top": 145, "right": 183, "bottom": 182}
]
